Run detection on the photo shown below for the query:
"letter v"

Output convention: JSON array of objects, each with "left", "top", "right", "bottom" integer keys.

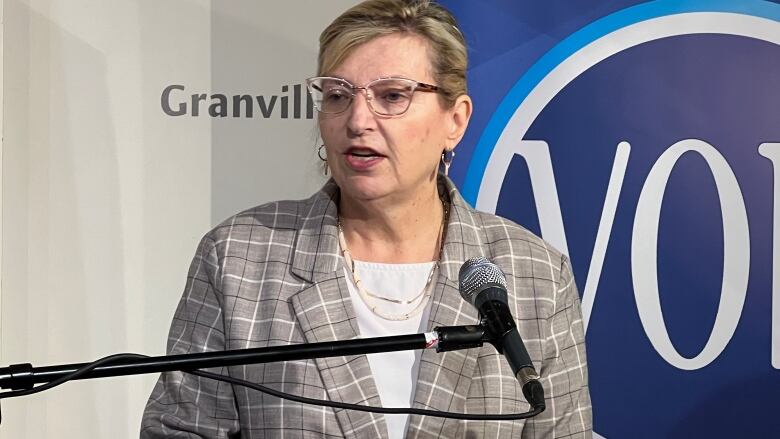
[
  {"left": 256, "top": 95, "right": 278, "bottom": 118},
  {"left": 580, "top": 141, "right": 630, "bottom": 332},
  {"left": 510, "top": 140, "right": 630, "bottom": 333}
]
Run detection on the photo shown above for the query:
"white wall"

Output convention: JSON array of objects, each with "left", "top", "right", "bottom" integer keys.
[{"left": 0, "top": 1, "right": 357, "bottom": 437}]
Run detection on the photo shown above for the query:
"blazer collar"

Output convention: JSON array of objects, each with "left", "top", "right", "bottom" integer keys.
[
  {"left": 437, "top": 175, "right": 491, "bottom": 280},
  {"left": 290, "top": 175, "right": 489, "bottom": 283},
  {"left": 290, "top": 179, "right": 342, "bottom": 282}
]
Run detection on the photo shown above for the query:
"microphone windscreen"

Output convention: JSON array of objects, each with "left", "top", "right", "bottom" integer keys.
[{"left": 458, "top": 257, "right": 507, "bottom": 306}]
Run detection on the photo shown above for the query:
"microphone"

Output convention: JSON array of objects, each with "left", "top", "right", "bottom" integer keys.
[{"left": 459, "top": 257, "right": 545, "bottom": 411}]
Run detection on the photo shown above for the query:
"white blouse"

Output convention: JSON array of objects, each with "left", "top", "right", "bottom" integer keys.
[{"left": 343, "top": 260, "right": 436, "bottom": 439}]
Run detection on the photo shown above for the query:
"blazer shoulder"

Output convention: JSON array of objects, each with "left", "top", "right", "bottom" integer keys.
[
  {"left": 472, "top": 209, "right": 567, "bottom": 276},
  {"left": 203, "top": 197, "right": 312, "bottom": 246}
]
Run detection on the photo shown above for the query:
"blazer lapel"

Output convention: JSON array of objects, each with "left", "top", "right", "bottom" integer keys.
[
  {"left": 406, "top": 275, "right": 480, "bottom": 438},
  {"left": 289, "top": 272, "right": 388, "bottom": 439},
  {"left": 406, "top": 176, "right": 489, "bottom": 438},
  {"left": 288, "top": 180, "right": 388, "bottom": 439}
]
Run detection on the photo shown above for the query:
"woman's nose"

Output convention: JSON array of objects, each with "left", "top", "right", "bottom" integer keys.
[{"left": 346, "top": 89, "right": 376, "bottom": 135}]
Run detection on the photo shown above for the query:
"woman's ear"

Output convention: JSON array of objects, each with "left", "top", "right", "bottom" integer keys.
[{"left": 445, "top": 94, "right": 473, "bottom": 150}]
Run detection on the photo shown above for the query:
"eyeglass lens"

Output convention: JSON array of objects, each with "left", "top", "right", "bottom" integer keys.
[{"left": 309, "top": 78, "right": 417, "bottom": 115}]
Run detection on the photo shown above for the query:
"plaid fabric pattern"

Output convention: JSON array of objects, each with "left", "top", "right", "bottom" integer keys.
[{"left": 141, "top": 176, "right": 592, "bottom": 438}]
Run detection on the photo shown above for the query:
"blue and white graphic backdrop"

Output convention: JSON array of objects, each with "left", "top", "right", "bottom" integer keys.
[{"left": 441, "top": 0, "right": 780, "bottom": 437}]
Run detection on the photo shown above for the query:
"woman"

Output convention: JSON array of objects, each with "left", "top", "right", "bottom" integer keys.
[{"left": 142, "top": 1, "right": 592, "bottom": 438}]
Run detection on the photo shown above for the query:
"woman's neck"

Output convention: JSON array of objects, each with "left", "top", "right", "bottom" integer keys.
[{"left": 338, "top": 186, "right": 446, "bottom": 264}]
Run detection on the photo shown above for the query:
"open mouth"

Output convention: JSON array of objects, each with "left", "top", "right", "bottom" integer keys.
[{"left": 346, "top": 147, "right": 384, "bottom": 160}]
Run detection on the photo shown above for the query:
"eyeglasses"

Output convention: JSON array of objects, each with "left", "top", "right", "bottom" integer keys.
[{"left": 305, "top": 76, "right": 441, "bottom": 116}]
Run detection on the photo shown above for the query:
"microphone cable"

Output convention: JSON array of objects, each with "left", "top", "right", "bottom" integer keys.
[{"left": 0, "top": 352, "right": 544, "bottom": 421}]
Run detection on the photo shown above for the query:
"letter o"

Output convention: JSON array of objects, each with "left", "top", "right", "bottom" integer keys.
[{"left": 632, "top": 139, "right": 749, "bottom": 370}]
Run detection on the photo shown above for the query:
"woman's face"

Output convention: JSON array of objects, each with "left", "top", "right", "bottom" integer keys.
[{"left": 318, "top": 33, "right": 471, "bottom": 205}]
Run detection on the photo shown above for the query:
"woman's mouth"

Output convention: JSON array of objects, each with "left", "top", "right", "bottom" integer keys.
[
  {"left": 344, "top": 147, "right": 384, "bottom": 170},
  {"left": 349, "top": 151, "right": 379, "bottom": 160}
]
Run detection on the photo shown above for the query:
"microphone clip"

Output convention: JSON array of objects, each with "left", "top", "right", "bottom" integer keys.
[{"left": 433, "top": 324, "right": 490, "bottom": 352}]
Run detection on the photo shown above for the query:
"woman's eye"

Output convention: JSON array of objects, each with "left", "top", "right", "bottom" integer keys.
[
  {"left": 380, "top": 89, "right": 411, "bottom": 102},
  {"left": 324, "top": 90, "right": 348, "bottom": 102}
]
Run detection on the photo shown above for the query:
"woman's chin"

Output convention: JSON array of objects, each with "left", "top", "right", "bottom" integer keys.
[{"left": 337, "top": 176, "right": 395, "bottom": 202}]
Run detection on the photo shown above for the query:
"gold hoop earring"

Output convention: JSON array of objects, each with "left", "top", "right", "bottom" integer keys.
[
  {"left": 441, "top": 150, "right": 455, "bottom": 177},
  {"left": 318, "top": 144, "right": 329, "bottom": 176}
]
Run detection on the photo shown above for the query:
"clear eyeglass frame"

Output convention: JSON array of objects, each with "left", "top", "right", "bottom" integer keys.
[{"left": 305, "top": 76, "right": 441, "bottom": 116}]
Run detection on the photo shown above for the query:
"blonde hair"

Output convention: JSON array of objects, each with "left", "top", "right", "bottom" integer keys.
[{"left": 318, "top": 0, "right": 467, "bottom": 108}]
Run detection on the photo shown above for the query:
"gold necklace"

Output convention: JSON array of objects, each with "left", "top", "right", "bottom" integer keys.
[{"left": 338, "top": 199, "right": 449, "bottom": 321}]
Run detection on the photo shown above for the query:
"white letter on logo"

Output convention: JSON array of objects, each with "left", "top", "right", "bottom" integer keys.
[
  {"left": 580, "top": 141, "right": 631, "bottom": 332},
  {"left": 496, "top": 140, "right": 630, "bottom": 332},
  {"left": 758, "top": 142, "right": 780, "bottom": 369},
  {"left": 632, "top": 139, "right": 749, "bottom": 370},
  {"left": 512, "top": 140, "right": 570, "bottom": 253}
]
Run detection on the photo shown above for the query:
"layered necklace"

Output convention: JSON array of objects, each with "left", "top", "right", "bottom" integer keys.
[{"left": 338, "top": 198, "right": 449, "bottom": 321}]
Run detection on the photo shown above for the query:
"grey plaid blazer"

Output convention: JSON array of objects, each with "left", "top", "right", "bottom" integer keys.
[{"left": 141, "top": 176, "right": 592, "bottom": 438}]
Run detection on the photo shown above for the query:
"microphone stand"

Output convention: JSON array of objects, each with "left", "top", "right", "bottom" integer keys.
[{"left": 0, "top": 325, "right": 488, "bottom": 423}]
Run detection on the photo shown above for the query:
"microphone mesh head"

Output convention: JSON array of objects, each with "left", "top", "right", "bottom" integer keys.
[{"left": 458, "top": 257, "right": 507, "bottom": 306}]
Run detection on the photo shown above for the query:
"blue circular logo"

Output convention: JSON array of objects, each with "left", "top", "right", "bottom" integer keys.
[{"left": 463, "top": 1, "right": 780, "bottom": 437}]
